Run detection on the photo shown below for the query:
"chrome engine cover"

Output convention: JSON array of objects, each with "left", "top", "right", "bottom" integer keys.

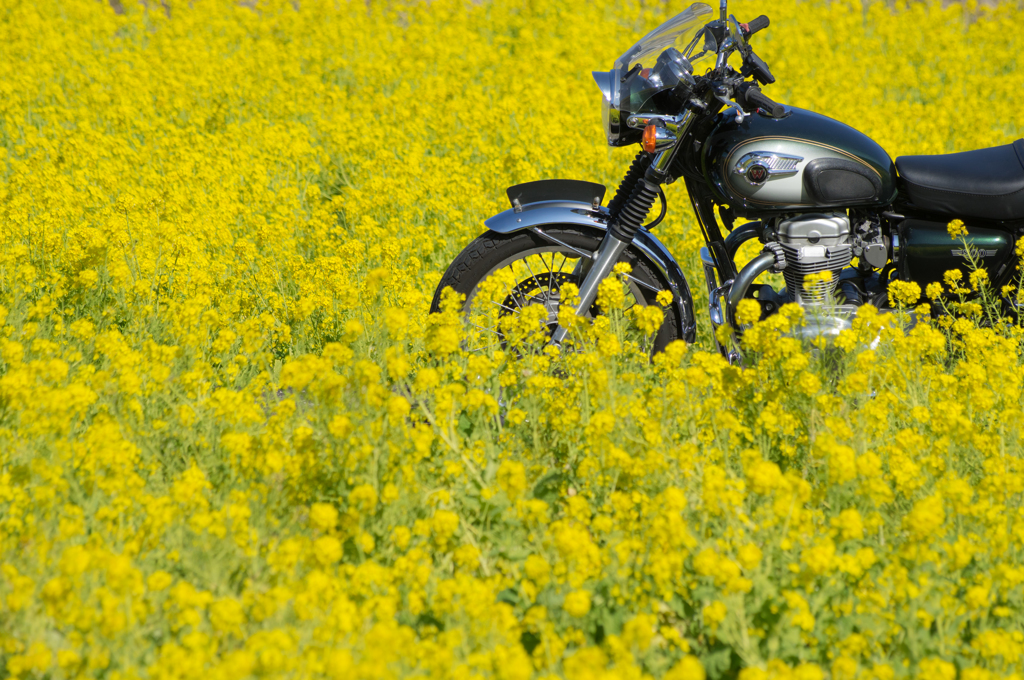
[{"left": 776, "top": 213, "right": 852, "bottom": 302}]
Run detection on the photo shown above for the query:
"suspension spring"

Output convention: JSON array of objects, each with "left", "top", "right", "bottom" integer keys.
[
  {"left": 606, "top": 151, "right": 652, "bottom": 221},
  {"left": 609, "top": 178, "right": 660, "bottom": 243}
]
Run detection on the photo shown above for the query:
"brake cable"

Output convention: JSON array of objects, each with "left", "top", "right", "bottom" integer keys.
[{"left": 642, "top": 187, "right": 668, "bottom": 230}]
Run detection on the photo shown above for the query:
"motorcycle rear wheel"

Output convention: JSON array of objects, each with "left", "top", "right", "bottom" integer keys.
[{"left": 430, "top": 226, "right": 682, "bottom": 354}]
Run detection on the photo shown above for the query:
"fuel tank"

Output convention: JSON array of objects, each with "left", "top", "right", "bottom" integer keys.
[{"left": 702, "top": 107, "right": 897, "bottom": 213}]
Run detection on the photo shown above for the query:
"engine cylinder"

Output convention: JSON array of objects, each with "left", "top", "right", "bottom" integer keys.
[{"left": 776, "top": 213, "right": 852, "bottom": 302}]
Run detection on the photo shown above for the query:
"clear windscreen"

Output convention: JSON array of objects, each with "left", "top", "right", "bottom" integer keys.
[{"left": 613, "top": 3, "right": 714, "bottom": 71}]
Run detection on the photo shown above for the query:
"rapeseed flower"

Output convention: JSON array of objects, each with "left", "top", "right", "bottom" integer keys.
[{"left": 2, "top": 0, "right": 1024, "bottom": 678}]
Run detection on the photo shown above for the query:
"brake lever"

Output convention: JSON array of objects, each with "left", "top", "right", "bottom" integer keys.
[{"left": 714, "top": 91, "right": 749, "bottom": 124}]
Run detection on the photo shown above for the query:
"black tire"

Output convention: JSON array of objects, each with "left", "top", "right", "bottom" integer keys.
[{"left": 430, "top": 226, "right": 683, "bottom": 354}]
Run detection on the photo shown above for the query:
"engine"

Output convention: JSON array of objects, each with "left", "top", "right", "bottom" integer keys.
[{"left": 774, "top": 213, "right": 853, "bottom": 303}]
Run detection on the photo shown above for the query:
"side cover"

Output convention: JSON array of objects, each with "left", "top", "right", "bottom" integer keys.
[
  {"left": 485, "top": 179, "right": 697, "bottom": 343},
  {"left": 897, "top": 219, "right": 1015, "bottom": 285}
]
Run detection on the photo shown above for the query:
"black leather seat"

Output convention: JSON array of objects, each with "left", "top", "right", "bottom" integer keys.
[{"left": 895, "top": 139, "right": 1024, "bottom": 221}]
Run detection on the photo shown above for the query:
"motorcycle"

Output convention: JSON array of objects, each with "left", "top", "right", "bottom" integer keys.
[{"left": 430, "top": 0, "right": 1024, "bottom": 360}]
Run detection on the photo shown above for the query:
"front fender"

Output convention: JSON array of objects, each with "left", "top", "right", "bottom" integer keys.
[
  {"left": 484, "top": 196, "right": 697, "bottom": 344},
  {"left": 485, "top": 199, "right": 610, "bottom": 234}
]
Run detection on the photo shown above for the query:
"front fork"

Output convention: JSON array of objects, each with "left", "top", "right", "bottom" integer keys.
[
  {"left": 550, "top": 235, "right": 631, "bottom": 344},
  {"left": 550, "top": 149, "right": 676, "bottom": 346}
]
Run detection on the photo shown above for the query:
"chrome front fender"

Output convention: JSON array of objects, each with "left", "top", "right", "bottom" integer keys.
[
  {"left": 485, "top": 200, "right": 610, "bottom": 234},
  {"left": 484, "top": 199, "right": 697, "bottom": 344}
]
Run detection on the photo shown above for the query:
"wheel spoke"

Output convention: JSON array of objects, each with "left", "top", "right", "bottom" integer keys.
[
  {"left": 468, "top": 321, "right": 499, "bottom": 335},
  {"left": 521, "top": 257, "right": 547, "bottom": 300},
  {"left": 490, "top": 300, "right": 519, "bottom": 314},
  {"left": 468, "top": 341, "right": 502, "bottom": 353},
  {"left": 499, "top": 280, "right": 523, "bottom": 311},
  {"left": 538, "top": 251, "right": 553, "bottom": 292}
]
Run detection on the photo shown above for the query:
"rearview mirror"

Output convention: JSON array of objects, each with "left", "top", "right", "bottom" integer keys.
[
  {"left": 702, "top": 27, "right": 719, "bottom": 53},
  {"left": 728, "top": 15, "right": 747, "bottom": 52}
]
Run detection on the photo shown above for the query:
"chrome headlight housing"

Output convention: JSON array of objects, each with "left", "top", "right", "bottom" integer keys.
[
  {"left": 594, "top": 66, "right": 688, "bottom": 148},
  {"left": 593, "top": 70, "right": 629, "bottom": 147}
]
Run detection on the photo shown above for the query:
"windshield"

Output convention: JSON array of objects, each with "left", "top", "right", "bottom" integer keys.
[{"left": 613, "top": 3, "right": 714, "bottom": 71}]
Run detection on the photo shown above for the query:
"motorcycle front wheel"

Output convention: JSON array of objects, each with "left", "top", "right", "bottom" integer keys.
[{"left": 429, "top": 226, "right": 682, "bottom": 354}]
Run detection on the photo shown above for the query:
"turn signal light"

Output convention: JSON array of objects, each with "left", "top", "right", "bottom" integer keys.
[{"left": 642, "top": 124, "right": 657, "bottom": 153}]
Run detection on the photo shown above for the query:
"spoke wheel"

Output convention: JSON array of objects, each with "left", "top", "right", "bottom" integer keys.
[{"left": 431, "top": 226, "right": 683, "bottom": 354}]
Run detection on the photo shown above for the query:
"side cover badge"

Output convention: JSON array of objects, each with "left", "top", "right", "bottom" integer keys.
[{"left": 735, "top": 151, "right": 803, "bottom": 185}]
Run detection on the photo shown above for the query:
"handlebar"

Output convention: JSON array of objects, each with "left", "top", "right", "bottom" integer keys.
[
  {"left": 743, "top": 15, "right": 770, "bottom": 39},
  {"left": 739, "top": 83, "right": 785, "bottom": 119}
]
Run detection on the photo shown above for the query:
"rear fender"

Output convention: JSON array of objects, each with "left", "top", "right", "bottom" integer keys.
[{"left": 484, "top": 182, "right": 697, "bottom": 343}]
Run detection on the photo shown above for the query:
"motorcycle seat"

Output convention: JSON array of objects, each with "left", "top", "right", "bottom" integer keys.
[{"left": 895, "top": 139, "right": 1024, "bottom": 221}]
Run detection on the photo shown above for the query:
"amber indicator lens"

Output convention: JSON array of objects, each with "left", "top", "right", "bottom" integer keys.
[{"left": 642, "top": 124, "right": 657, "bottom": 153}]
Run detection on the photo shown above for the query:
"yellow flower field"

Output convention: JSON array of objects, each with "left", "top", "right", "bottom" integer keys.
[{"left": 2, "top": 0, "right": 1024, "bottom": 678}]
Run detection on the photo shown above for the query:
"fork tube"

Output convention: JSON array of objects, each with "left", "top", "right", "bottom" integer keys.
[{"left": 550, "top": 233, "right": 630, "bottom": 345}]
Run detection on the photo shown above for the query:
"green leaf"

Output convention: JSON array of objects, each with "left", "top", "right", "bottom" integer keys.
[{"left": 532, "top": 471, "right": 564, "bottom": 503}]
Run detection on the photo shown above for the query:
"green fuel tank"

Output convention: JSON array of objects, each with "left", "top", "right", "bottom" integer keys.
[{"left": 702, "top": 107, "right": 898, "bottom": 213}]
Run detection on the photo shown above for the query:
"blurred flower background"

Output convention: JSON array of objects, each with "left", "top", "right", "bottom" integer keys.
[{"left": 2, "top": 0, "right": 1024, "bottom": 677}]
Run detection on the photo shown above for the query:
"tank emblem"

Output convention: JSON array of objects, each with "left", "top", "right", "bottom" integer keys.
[
  {"left": 747, "top": 164, "right": 769, "bottom": 184},
  {"left": 735, "top": 151, "right": 804, "bottom": 185}
]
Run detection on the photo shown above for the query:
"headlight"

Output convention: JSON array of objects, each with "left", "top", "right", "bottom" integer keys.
[
  {"left": 592, "top": 70, "right": 623, "bottom": 147},
  {"left": 592, "top": 69, "right": 643, "bottom": 147}
]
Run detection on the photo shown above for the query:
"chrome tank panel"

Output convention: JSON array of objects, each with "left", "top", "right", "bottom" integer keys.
[{"left": 702, "top": 107, "right": 897, "bottom": 212}]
